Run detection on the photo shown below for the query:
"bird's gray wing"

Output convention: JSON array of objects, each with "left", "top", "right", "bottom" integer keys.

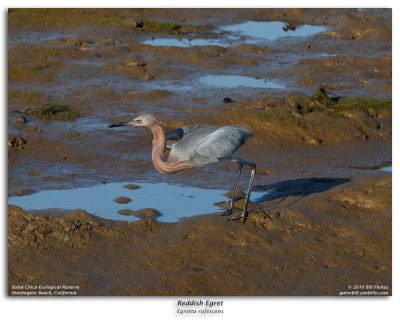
[
  {"left": 168, "top": 125, "right": 221, "bottom": 159},
  {"left": 195, "top": 126, "right": 253, "bottom": 159},
  {"left": 165, "top": 124, "right": 208, "bottom": 140},
  {"left": 165, "top": 128, "right": 184, "bottom": 141},
  {"left": 165, "top": 124, "right": 213, "bottom": 149}
]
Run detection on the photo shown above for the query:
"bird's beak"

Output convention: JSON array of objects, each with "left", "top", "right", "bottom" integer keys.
[{"left": 108, "top": 119, "right": 141, "bottom": 128}]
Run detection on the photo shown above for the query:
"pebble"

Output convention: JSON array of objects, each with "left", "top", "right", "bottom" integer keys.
[
  {"left": 113, "top": 196, "right": 132, "bottom": 204},
  {"left": 123, "top": 184, "right": 141, "bottom": 190},
  {"left": 135, "top": 20, "right": 144, "bottom": 29},
  {"left": 143, "top": 75, "right": 154, "bottom": 81},
  {"left": 118, "top": 208, "right": 161, "bottom": 220},
  {"left": 8, "top": 136, "right": 27, "bottom": 149},
  {"left": 124, "top": 60, "right": 146, "bottom": 67},
  {"left": 15, "top": 115, "right": 27, "bottom": 125}
]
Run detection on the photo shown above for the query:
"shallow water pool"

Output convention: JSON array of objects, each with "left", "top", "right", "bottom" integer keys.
[
  {"left": 142, "top": 20, "right": 328, "bottom": 48},
  {"left": 8, "top": 182, "right": 263, "bottom": 222},
  {"left": 200, "top": 75, "right": 286, "bottom": 89},
  {"left": 143, "top": 38, "right": 225, "bottom": 48},
  {"left": 380, "top": 166, "right": 392, "bottom": 172},
  {"left": 221, "top": 21, "right": 327, "bottom": 42}
]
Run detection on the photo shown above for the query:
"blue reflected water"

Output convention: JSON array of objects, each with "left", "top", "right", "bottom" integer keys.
[
  {"left": 221, "top": 21, "right": 327, "bottom": 42},
  {"left": 200, "top": 75, "right": 286, "bottom": 89},
  {"left": 380, "top": 166, "right": 392, "bottom": 173},
  {"left": 142, "top": 20, "right": 328, "bottom": 48},
  {"left": 143, "top": 38, "right": 225, "bottom": 48},
  {"left": 8, "top": 182, "right": 263, "bottom": 222},
  {"left": 9, "top": 31, "right": 76, "bottom": 44}
]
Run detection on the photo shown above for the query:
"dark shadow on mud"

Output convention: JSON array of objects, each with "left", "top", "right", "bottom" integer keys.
[{"left": 252, "top": 177, "right": 351, "bottom": 211}]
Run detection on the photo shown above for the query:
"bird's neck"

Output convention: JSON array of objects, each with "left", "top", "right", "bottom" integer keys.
[
  {"left": 149, "top": 124, "right": 195, "bottom": 174},
  {"left": 149, "top": 124, "right": 166, "bottom": 154}
]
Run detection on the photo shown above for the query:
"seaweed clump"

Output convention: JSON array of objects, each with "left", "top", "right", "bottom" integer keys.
[
  {"left": 303, "top": 85, "right": 338, "bottom": 113},
  {"left": 142, "top": 21, "right": 183, "bottom": 34},
  {"left": 298, "top": 85, "right": 391, "bottom": 116},
  {"left": 24, "top": 104, "right": 78, "bottom": 120}
]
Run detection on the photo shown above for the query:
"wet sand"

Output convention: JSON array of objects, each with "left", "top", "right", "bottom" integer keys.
[{"left": 8, "top": 8, "right": 391, "bottom": 295}]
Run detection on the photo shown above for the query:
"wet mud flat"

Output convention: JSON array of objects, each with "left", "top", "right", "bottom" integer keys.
[
  {"left": 8, "top": 173, "right": 391, "bottom": 295},
  {"left": 8, "top": 8, "right": 391, "bottom": 295}
]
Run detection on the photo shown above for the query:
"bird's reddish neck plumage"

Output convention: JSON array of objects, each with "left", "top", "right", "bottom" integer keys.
[{"left": 149, "top": 124, "right": 195, "bottom": 174}]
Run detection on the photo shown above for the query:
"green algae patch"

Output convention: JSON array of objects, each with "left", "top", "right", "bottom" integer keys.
[
  {"left": 299, "top": 86, "right": 392, "bottom": 115},
  {"left": 24, "top": 104, "right": 79, "bottom": 120},
  {"left": 141, "top": 20, "right": 212, "bottom": 34},
  {"left": 301, "top": 85, "right": 338, "bottom": 114},
  {"left": 333, "top": 97, "right": 392, "bottom": 112},
  {"left": 143, "top": 21, "right": 182, "bottom": 33}
]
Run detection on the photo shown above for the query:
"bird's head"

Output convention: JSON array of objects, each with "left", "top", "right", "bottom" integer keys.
[{"left": 108, "top": 114, "right": 166, "bottom": 128}]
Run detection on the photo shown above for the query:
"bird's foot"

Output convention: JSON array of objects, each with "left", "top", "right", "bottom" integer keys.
[
  {"left": 227, "top": 211, "right": 248, "bottom": 223},
  {"left": 221, "top": 207, "right": 234, "bottom": 216}
]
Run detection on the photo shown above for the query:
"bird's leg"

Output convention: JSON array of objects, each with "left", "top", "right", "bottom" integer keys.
[
  {"left": 228, "top": 163, "right": 256, "bottom": 223},
  {"left": 222, "top": 162, "right": 243, "bottom": 216}
]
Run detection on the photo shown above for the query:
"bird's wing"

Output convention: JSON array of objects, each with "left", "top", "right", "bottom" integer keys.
[
  {"left": 182, "top": 124, "right": 210, "bottom": 136},
  {"left": 194, "top": 126, "right": 253, "bottom": 159},
  {"left": 165, "top": 128, "right": 184, "bottom": 141},
  {"left": 168, "top": 125, "right": 221, "bottom": 160},
  {"left": 165, "top": 124, "right": 208, "bottom": 141},
  {"left": 165, "top": 125, "right": 205, "bottom": 150}
]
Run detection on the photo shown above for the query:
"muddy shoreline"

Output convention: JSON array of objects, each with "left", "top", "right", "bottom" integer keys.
[
  {"left": 8, "top": 8, "right": 391, "bottom": 295},
  {"left": 8, "top": 172, "right": 391, "bottom": 296}
]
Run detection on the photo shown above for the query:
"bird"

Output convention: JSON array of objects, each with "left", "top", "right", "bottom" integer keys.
[{"left": 109, "top": 113, "right": 256, "bottom": 221}]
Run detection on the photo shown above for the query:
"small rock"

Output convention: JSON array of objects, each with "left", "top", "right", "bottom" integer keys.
[
  {"left": 123, "top": 184, "right": 141, "bottom": 190},
  {"left": 113, "top": 196, "right": 132, "bottom": 204},
  {"left": 118, "top": 208, "right": 161, "bottom": 220},
  {"left": 143, "top": 75, "right": 154, "bottom": 81},
  {"left": 358, "top": 133, "right": 369, "bottom": 140},
  {"left": 223, "top": 97, "right": 234, "bottom": 104},
  {"left": 367, "top": 108, "right": 378, "bottom": 118},
  {"left": 15, "top": 115, "right": 27, "bottom": 125},
  {"left": 124, "top": 60, "right": 146, "bottom": 67},
  {"left": 8, "top": 135, "right": 27, "bottom": 150},
  {"left": 375, "top": 265, "right": 387, "bottom": 271},
  {"left": 135, "top": 20, "right": 144, "bottom": 29},
  {"left": 301, "top": 136, "right": 323, "bottom": 145}
]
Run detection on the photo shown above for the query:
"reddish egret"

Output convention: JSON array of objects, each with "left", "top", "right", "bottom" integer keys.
[{"left": 109, "top": 114, "right": 256, "bottom": 221}]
